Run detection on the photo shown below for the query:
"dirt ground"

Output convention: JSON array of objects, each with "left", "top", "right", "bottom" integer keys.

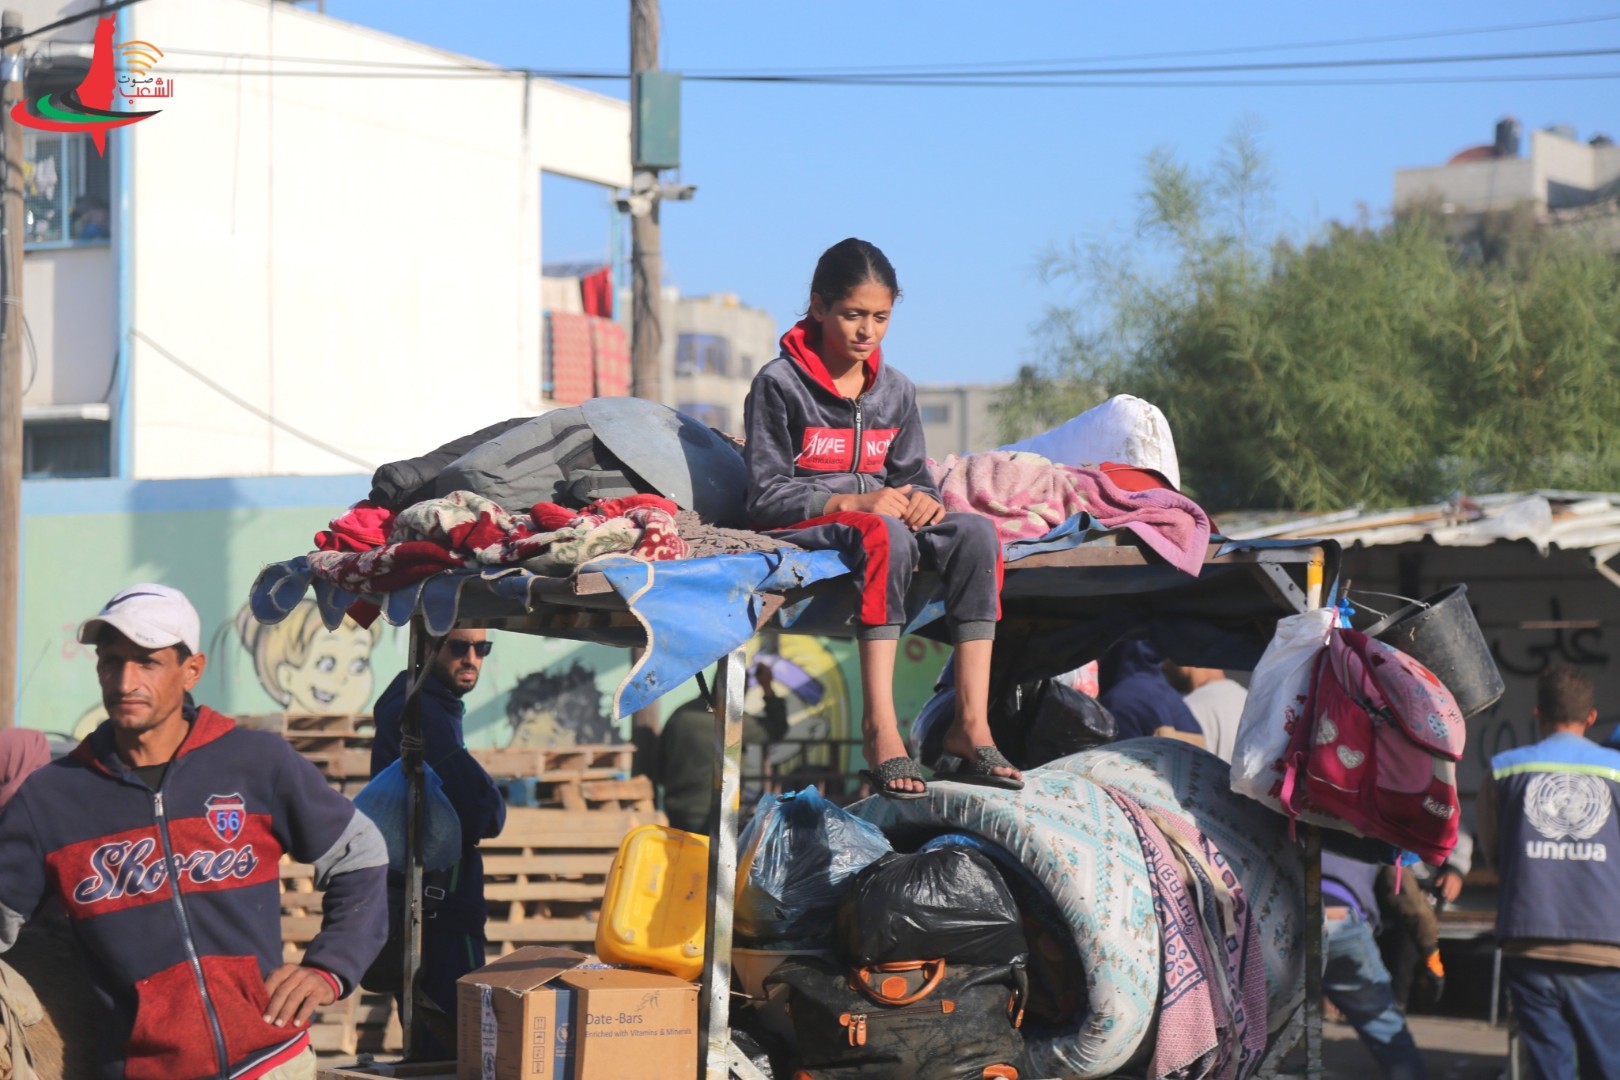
[{"left": 1314, "top": 1014, "right": 1511, "bottom": 1080}]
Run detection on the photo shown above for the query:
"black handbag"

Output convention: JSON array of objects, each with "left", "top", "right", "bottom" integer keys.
[{"left": 765, "top": 956, "right": 1028, "bottom": 1079}]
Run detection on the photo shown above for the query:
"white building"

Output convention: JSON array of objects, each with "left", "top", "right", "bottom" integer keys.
[
  {"left": 18, "top": 0, "right": 629, "bottom": 479},
  {"left": 1395, "top": 117, "right": 1620, "bottom": 219}
]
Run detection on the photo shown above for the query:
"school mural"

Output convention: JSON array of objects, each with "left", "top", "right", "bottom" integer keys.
[{"left": 22, "top": 475, "right": 952, "bottom": 766}]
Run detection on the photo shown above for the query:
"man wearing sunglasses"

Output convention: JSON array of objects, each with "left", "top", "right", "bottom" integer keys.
[{"left": 370, "top": 629, "right": 507, "bottom": 1060}]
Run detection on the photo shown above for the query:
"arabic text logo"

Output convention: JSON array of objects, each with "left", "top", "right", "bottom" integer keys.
[{"left": 11, "top": 16, "right": 166, "bottom": 155}]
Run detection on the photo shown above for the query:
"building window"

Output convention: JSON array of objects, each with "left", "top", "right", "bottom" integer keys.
[
  {"left": 677, "top": 402, "right": 731, "bottom": 431},
  {"left": 24, "top": 132, "right": 111, "bottom": 248},
  {"left": 676, "top": 333, "right": 732, "bottom": 376},
  {"left": 24, "top": 420, "right": 110, "bottom": 478},
  {"left": 919, "top": 403, "right": 952, "bottom": 424}
]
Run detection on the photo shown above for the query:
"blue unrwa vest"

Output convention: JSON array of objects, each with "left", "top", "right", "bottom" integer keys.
[{"left": 1492, "top": 731, "right": 1620, "bottom": 945}]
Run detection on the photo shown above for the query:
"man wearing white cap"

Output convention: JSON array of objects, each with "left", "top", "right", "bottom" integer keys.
[{"left": 0, "top": 583, "right": 389, "bottom": 1080}]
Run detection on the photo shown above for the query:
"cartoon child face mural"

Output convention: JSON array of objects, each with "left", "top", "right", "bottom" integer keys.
[
  {"left": 505, "top": 661, "right": 621, "bottom": 748},
  {"left": 234, "top": 601, "right": 384, "bottom": 714}
]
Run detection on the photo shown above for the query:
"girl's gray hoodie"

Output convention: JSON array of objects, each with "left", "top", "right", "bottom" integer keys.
[{"left": 742, "top": 320, "right": 940, "bottom": 529}]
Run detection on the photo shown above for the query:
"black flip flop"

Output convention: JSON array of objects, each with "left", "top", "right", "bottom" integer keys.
[
  {"left": 860, "top": 756, "right": 929, "bottom": 801},
  {"left": 936, "top": 746, "right": 1024, "bottom": 791}
]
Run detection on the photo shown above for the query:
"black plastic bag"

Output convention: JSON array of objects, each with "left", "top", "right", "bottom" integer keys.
[
  {"left": 735, "top": 787, "right": 892, "bottom": 946},
  {"left": 836, "top": 847, "right": 1026, "bottom": 967},
  {"left": 1021, "top": 680, "right": 1117, "bottom": 767}
]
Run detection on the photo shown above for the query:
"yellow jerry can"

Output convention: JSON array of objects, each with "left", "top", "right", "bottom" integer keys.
[{"left": 595, "top": 823, "right": 710, "bottom": 981}]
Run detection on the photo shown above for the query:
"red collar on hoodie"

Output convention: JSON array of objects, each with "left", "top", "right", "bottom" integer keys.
[
  {"left": 70, "top": 705, "right": 237, "bottom": 776},
  {"left": 780, "top": 319, "right": 881, "bottom": 398}
]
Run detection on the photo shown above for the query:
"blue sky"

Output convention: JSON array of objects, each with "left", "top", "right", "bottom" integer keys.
[{"left": 328, "top": 2, "right": 1619, "bottom": 386}]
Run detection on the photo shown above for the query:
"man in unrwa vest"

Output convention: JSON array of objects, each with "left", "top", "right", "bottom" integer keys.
[
  {"left": 0, "top": 584, "right": 389, "bottom": 1080},
  {"left": 1477, "top": 663, "right": 1620, "bottom": 1080}
]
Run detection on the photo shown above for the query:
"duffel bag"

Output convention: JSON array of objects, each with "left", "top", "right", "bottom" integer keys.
[{"left": 766, "top": 955, "right": 1027, "bottom": 1080}]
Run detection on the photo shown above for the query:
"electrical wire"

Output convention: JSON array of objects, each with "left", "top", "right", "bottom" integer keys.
[
  {"left": 12, "top": 0, "right": 144, "bottom": 46},
  {"left": 151, "top": 64, "right": 1620, "bottom": 88},
  {"left": 154, "top": 11, "right": 1620, "bottom": 76},
  {"left": 146, "top": 42, "right": 1620, "bottom": 88},
  {"left": 21, "top": 313, "right": 37, "bottom": 395},
  {"left": 682, "top": 12, "right": 1620, "bottom": 74},
  {"left": 130, "top": 329, "right": 375, "bottom": 470}
]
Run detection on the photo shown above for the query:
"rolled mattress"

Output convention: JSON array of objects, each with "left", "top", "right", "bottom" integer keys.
[{"left": 852, "top": 738, "right": 1304, "bottom": 1079}]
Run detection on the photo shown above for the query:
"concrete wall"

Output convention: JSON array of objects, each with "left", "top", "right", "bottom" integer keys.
[
  {"left": 19, "top": 475, "right": 950, "bottom": 763},
  {"left": 1394, "top": 157, "right": 1537, "bottom": 214},
  {"left": 915, "top": 383, "right": 1002, "bottom": 458},
  {"left": 21, "top": 245, "right": 114, "bottom": 409},
  {"left": 1395, "top": 129, "right": 1620, "bottom": 216}
]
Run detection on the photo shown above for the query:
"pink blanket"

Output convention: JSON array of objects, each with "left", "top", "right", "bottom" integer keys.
[
  {"left": 929, "top": 451, "right": 1211, "bottom": 575},
  {"left": 1105, "top": 787, "right": 1268, "bottom": 1080}
]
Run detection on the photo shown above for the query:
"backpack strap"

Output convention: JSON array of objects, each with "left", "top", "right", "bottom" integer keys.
[{"left": 1279, "top": 647, "right": 1329, "bottom": 838}]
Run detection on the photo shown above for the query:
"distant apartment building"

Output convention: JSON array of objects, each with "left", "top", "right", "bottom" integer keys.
[
  {"left": 1394, "top": 117, "right": 1620, "bottom": 247},
  {"left": 671, "top": 293, "right": 778, "bottom": 434},
  {"left": 914, "top": 383, "right": 1002, "bottom": 459}
]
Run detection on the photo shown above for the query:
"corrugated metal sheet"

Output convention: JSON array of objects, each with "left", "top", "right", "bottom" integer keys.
[{"left": 1219, "top": 491, "right": 1620, "bottom": 556}]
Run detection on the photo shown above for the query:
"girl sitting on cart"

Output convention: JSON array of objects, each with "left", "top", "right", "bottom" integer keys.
[{"left": 743, "top": 237, "right": 1021, "bottom": 798}]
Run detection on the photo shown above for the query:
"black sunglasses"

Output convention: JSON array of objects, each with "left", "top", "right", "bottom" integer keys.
[{"left": 444, "top": 639, "right": 493, "bottom": 659}]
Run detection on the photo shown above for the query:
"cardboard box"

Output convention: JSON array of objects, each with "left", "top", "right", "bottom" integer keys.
[
  {"left": 456, "top": 949, "right": 698, "bottom": 1080},
  {"left": 562, "top": 969, "right": 698, "bottom": 1080},
  {"left": 457, "top": 946, "right": 587, "bottom": 1080}
]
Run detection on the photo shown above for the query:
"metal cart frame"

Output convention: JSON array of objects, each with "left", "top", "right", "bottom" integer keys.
[{"left": 381, "top": 537, "right": 1334, "bottom": 1079}]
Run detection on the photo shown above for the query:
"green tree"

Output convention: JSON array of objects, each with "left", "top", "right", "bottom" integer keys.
[{"left": 1012, "top": 128, "right": 1620, "bottom": 510}]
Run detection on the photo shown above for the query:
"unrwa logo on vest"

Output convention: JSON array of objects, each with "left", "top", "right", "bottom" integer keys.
[{"left": 1526, "top": 772, "right": 1612, "bottom": 841}]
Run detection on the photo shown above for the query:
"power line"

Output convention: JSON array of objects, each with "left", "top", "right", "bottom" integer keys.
[
  {"left": 155, "top": 64, "right": 1620, "bottom": 89},
  {"left": 686, "top": 12, "right": 1620, "bottom": 74},
  {"left": 155, "top": 11, "right": 1620, "bottom": 77},
  {"left": 131, "top": 329, "right": 376, "bottom": 470},
  {"left": 686, "top": 45, "right": 1620, "bottom": 83},
  {"left": 15, "top": 0, "right": 144, "bottom": 46},
  {"left": 149, "top": 42, "right": 1620, "bottom": 86}
]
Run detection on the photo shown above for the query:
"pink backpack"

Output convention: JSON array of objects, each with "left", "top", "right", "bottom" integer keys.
[{"left": 1280, "top": 629, "right": 1466, "bottom": 865}]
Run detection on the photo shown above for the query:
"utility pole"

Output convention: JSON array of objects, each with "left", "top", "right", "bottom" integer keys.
[
  {"left": 0, "top": 11, "right": 24, "bottom": 730},
  {"left": 629, "top": 0, "right": 661, "bottom": 405}
]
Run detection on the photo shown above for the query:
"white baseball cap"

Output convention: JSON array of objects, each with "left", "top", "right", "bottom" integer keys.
[{"left": 77, "top": 583, "right": 202, "bottom": 654}]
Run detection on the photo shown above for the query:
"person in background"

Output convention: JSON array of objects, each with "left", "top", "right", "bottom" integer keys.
[
  {"left": 0, "top": 729, "right": 48, "bottom": 810},
  {"left": 1477, "top": 664, "right": 1620, "bottom": 1080},
  {"left": 656, "top": 662, "right": 788, "bottom": 835},
  {"left": 1321, "top": 851, "right": 1431, "bottom": 1080},
  {"left": 371, "top": 628, "right": 507, "bottom": 1061},
  {"left": 1098, "top": 641, "right": 1205, "bottom": 745},
  {"left": 0, "top": 584, "right": 387, "bottom": 1080},
  {"left": 1161, "top": 661, "right": 1246, "bottom": 761},
  {"left": 1374, "top": 865, "right": 1446, "bottom": 1011}
]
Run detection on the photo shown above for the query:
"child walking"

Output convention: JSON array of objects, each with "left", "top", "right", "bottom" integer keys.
[{"left": 743, "top": 238, "right": 1022, "bottom": 798}]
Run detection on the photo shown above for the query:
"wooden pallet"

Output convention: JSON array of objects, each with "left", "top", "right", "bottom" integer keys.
[{"left": 479, "top": 807, "right": 661, "bottom": 955}]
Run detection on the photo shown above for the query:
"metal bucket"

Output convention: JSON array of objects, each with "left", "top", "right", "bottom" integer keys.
[{"left": 1363, "top": 583, "right": 1505, "bottom": 719}]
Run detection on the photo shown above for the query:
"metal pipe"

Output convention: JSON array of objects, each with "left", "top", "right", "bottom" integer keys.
[
  {"left": 699, "top": 648, "right": 744, "bottom": 1079},
  {"left": 400, "top": 616, "right": 430, "bottom": 1056},
  {"left": 1304, "top": 825, "right": 1324, "bottom": 1078}
]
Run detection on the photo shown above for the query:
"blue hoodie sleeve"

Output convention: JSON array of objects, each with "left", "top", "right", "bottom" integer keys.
[
  {"left": 881, "top": 380, "right": 940, "bottom": 502},
  {"left": 0, "top": 794, "right": 47, "bottom": 953},
  {"left": 270, "top": 737, "right": 388, "bottom": 994},
  {"left": 744, "top": 373, "right": 831, "bottom": 527}
]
